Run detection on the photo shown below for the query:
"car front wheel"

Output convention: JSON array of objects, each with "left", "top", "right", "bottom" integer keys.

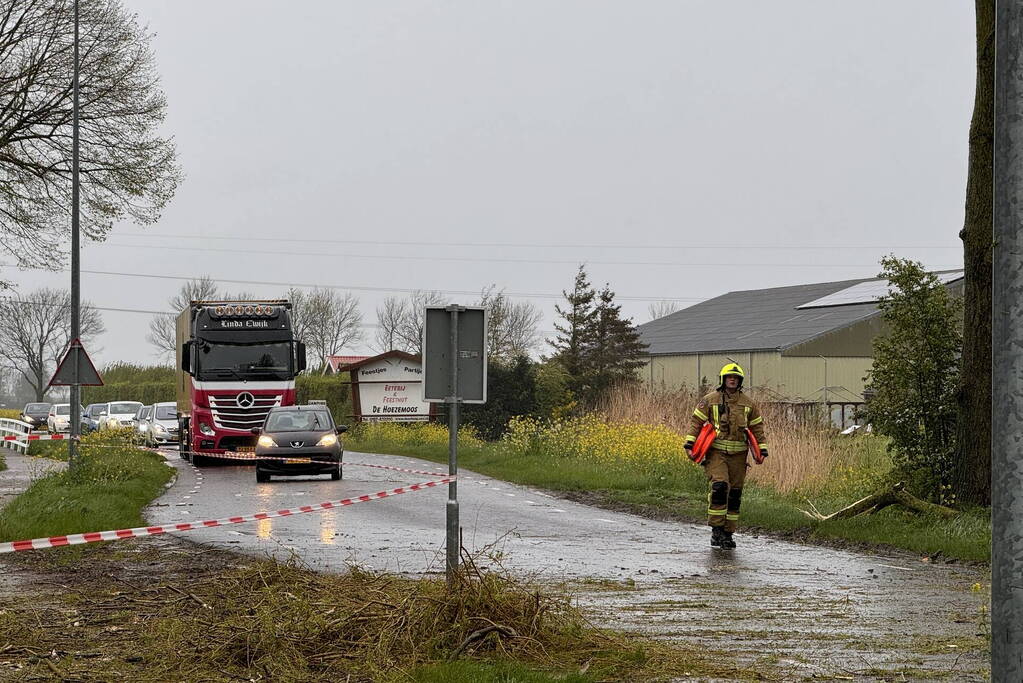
[
  {"left": 331, "top": 462, "right": 342, "bottom": 481},
  {"left": 256, "top": 467, "right": 270, "bottom": 483}
]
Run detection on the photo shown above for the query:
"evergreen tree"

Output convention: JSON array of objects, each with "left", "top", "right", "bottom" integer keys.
[
  {"left": 549, "top": 266, "right": 597, "bottom": 395},
  {"left": 590, "top": 284, "right": 649, "bottom": 396}
]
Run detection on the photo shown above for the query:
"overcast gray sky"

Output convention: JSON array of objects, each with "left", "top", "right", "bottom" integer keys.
[{"left": 9, "top": 1, "right": 974, "bottom": 366}]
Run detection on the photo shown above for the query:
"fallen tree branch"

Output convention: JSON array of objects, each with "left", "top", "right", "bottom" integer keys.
[
  {"left": 798, "top": 482, "right": 958, "bottom": 521},
  {"left": 448, "top": 624, "right": 519, "bottom": 660}
]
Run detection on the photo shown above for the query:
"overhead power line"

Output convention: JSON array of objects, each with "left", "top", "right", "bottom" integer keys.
[
  {"left": 0, "top": 298, "right": 384, "bottom": 325},
  {"left": 92, "top": 241, "right": 963, "bottom": 270},
  {"left": 114, "top": 232, "right": 964, "bottom": 251},
  {"left": 12, "top": 267, "right": 704, "bottom": 303}
]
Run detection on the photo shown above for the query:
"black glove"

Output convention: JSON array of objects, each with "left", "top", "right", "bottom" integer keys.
[{"left": 759, "top": 447, "right": 769, "bottom": 460}]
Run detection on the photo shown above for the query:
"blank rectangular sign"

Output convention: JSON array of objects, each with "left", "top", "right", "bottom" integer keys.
[{"left": 422, "top": 306, "right": 487, "bottom": 403}]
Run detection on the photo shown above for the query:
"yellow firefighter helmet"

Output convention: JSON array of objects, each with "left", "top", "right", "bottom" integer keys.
[{"left": 719, "top": 363, "right": 745, "bottom": 388}]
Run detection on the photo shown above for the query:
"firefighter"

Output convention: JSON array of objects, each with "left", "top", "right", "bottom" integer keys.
[{"left": 683, "top": 363, "right": 768, "bottom": 549}]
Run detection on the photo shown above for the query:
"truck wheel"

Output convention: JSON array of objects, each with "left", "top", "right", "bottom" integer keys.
[{"left": 256, "top": 468, "right": 270, "bottom": 483}]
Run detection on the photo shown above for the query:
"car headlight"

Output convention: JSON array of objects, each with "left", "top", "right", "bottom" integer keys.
[
  {"left": 24, "top": 416, "right": 33, "bottom": 423},
  {"left": 155, "top": 425, "right": 168, "bottom": 434},
  {"left": 199, "top": 423, "right": 215, "bottom": 436},
  {"left": 316, "top": 433, "right": 338, "bottom": 447},
  {"left": 257, "top": 435, "right": 277, "bottom": 448}
]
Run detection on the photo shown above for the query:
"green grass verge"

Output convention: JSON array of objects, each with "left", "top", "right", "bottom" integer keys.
[
  {"left": 349, "top": 435, "right": 991, "bottom": 563},
  {"left": 0, "top": 438, "right": 173, "bottom": 542}
]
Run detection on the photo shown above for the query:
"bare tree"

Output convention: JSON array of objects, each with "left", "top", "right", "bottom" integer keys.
[
  {"left": 374, "top": 296, "right": 408, "bottom": 353},
  {"left": 146, "top": 276, "right": 220, "bottom": 360},
  {"left": 0, "top": 288, "right": 104, "bottom": 400},
  {"left": 395, "top": 290, "right": 446, "bottom": 354},
  {"left": 478, "top": 285, "right": 542, "bottom": 361},
  {"left": 300, "top": 288, "right": 362, "bottom": 370},
  {"left": 647, "top": 300, "right": 680, "bottom": 321},
  {"left": 0, "top": 0, "right": 181, "bottom": 284},
  {"left": 287, "top": 287, "right": 313, "bottom": 347}
]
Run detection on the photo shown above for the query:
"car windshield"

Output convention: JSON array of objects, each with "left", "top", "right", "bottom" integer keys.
[
  {"left": 196, "top": 341, "right": 292, "bottom": 381},
  {"left": 155, "top": 405, "right": 176, "bottom": 420},
  {"left": 26, "top": 403, "right": 49, "bottom": 412},
  {"left": 55, "top": 405, "right": 70, "bottom": 415},
  {"left": 109, "top": 402, "right": 141, "bottom": 415},
  {"left": 264, "top": 411, "right": 330, "bottom": 433},
  {"left": 88, "top": 405, "right": 105, "bottom": 417}
]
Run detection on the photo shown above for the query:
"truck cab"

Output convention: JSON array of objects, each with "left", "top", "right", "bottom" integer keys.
[{"left": 176, "top": 300, "right": 306, "bottom": 463}]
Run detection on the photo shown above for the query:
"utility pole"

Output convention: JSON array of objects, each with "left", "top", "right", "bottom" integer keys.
[
  {"left": 992, "top": 0, "right": 1023, "bottom": 677},
  {"left": 445, "top": 305, "right": 460, "bottom": 586},
  {"left": 68, "top": 0, "right": 82, "bottom": 472}
]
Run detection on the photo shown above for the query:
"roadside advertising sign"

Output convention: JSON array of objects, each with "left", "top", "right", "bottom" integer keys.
[{"left": 347, "top": 352, "right": 431, "bottom": 422}]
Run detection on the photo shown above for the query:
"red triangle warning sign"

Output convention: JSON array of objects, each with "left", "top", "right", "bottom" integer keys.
[{"left": 48, "top": 339, "right": 104, "bottom": 387}]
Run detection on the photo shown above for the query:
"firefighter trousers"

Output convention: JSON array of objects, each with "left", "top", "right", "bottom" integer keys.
[{"left": 702, "top": 449, "right": 748, "bottom": 533}]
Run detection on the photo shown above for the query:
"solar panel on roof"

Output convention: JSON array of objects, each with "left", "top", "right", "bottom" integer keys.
[{"left": 796, "top": 271, "right": 963, "bottom": 309}]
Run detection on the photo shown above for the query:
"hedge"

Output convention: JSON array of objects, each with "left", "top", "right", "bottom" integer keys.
[{"left": 79, "top": 372, "right": 352, "bottom": 425}]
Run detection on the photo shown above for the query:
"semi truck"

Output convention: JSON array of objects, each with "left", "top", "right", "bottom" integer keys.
[{"left": 176, "top": 300, "right": 307, "bottom": 463}]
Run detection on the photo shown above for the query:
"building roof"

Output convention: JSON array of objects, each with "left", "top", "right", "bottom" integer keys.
[
  {"left": 324, "top": 355, "right": 370, "bottom": 374},
  {"left": 638, "top": 273, "right": 962, "bottom": 356},
  {"left": 332, "top": 350, "right": 421, "bottom": 374}
]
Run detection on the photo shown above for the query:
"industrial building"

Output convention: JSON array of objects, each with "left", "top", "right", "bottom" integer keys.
[{"left": 636, "top": 272, "right": 964, "bottom": 426}]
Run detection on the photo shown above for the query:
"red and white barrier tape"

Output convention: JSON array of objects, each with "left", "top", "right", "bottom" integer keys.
[
  {"left": 1, "top": 433, "right": 69, "bottom": 442},
  {"left": 0, "top": 477, "right": 453, "bottom": 554}
]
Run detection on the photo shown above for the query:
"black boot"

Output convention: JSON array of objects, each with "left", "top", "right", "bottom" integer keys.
[
  {"left": 711, "top": 526, "right": 725, "bottom": 547},
  {"left": 721, "top": 531, "right": 736, "bottom": 549}
]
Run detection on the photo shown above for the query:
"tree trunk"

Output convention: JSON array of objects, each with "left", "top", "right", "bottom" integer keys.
[{"left": 953, "top": 0, "right": 994, "bottom": 506}]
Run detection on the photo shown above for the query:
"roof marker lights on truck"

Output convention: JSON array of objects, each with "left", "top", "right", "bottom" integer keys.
[{"left": 212, "top": 305, "right": 276, "bottom": 317}]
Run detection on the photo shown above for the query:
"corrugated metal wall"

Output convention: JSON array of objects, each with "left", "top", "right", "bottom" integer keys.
[{"left": 641, "top": 352, "right": 873, "bottom": 402}]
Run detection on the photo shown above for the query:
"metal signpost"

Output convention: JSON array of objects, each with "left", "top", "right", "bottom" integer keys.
[
  {"left": 993, "top": 1, "right": 1023, "bottom": 677},
  {"left": 422, "top": 306, "right": 487, "bottom": 586},
  {"left": 69, "top": 0, "right": 82, "bottom": 471}
]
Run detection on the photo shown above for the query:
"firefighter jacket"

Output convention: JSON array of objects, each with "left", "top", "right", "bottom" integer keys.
[{"left": 685, "top": 390, "right": 768, "bottom": 455}]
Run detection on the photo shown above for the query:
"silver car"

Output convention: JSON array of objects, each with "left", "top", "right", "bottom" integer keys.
[
  {"left": 99, "top": 401, "right": 143, "bottom": 431},
  {"left": 134, "top": 405, "right": 153, "bottom": 437},
  {"left": 144, "top": 402, "right": 179, "bottom": 446}
]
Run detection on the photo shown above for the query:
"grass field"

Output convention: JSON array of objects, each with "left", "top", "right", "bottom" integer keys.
[
  {"left": 0, "top": 434, "right": 173, "bottom": 543},
  {"left": 349, "top": 420, "right": 991, "bottom": 563}
]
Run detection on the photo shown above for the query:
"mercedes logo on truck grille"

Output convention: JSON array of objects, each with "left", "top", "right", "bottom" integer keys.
[{"left": 236, "top": 392, "right": 255, "bottom": 409}]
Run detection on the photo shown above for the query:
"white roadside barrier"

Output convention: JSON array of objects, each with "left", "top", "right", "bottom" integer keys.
[{"left": 0, "top": 418, "right": 33, "bottom": 455}]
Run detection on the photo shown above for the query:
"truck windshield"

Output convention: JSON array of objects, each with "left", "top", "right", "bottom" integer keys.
[{"left": 196, "top": 341, "right": 292, "bottom": 381}]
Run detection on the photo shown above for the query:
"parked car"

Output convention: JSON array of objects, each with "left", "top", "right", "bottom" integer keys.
[
  {"left": 252, "top": 405, "right": 346, "bottom": 483},
  {"left": 99, "top": 401, "right": 144, "bottom": 430},
  {"left": 143, "top": 402, "right": 179, "bottom": 446},
  {"left": 47, "top": 403, "right": 83, "bottom": 433},
  {"left": 20, "top": 402, "right": 51, "bottom": 430},
  {"left": 82, "top": 403, "right": 107, "bottom": 433},
  {"left": 133, "top": 405, "right": 153, "bottom": 437}
]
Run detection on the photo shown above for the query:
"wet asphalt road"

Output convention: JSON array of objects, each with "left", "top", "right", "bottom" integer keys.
[
  {"left": 0, "top": 454, "right": 65, "bottom": 508},
  {"left": 146, "top": 449, "right": 990, "bottom": 679}
]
